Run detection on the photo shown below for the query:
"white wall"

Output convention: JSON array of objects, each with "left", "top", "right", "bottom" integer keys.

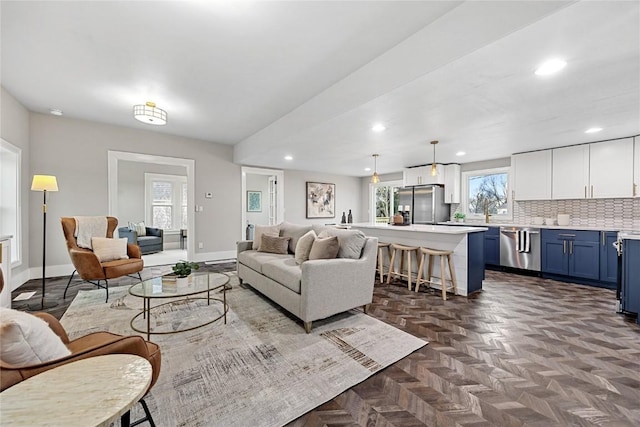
[
  {"left": 0, "top": 87, "right": 30, "bottom": 287},
  {"left": 245, "top": 173, "right": 270, "bottom": 225},
  {"left": 29, "top": 113, "right": 241, "bottom": 269},
  {"left": 283, "top": 169, "right": 362, "bottom": 225}
]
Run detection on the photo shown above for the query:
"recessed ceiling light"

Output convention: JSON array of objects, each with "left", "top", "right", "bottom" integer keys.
[
  {"left": 535, "top": 58, "right": 567, "bottom": 76},
  {"left": 49, "top": 108, "right": 63, "bottom": 116},
  {"left": 456, "top": 151, "right": 466, "bottom": 156},
  {"left": 364, "top": 167, "right": 371, "bottom": 172},
  {"left": 585, "top": 127, "right": 602, "bottom": 134},
  {"left": 371, "top": 123, "right": 386, "bottom": 132},
  {"left": 284, "top": 155, "right": 293, "bottom": 161}
]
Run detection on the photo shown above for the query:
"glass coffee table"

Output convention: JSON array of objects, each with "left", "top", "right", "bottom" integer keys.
[{"left": 129, "top": 272, "right": 229, "bottom": 340}]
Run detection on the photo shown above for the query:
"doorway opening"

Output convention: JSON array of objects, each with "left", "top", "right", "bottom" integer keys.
[{"left": 241, "top": 167, "right": 284, "bottom": 239}]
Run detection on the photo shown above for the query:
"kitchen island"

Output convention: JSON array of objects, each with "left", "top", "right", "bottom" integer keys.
[{"left": 350, "top": 223, "right": 487, "bottom": 296}]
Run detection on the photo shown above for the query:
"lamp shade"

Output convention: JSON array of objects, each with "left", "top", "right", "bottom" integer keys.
[{"left": 31, "top": 175, "right": 59, "bottom": 192}]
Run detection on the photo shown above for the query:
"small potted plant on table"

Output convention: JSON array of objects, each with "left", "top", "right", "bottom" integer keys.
[
  {"left": 454, "top": 212, "right": 466, "bottom": 223},
  {"left": 172, "top": 260, "right": 200, "bottom": 287}
]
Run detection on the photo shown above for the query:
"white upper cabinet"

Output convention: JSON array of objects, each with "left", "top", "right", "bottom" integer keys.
[
  {"left": 512, "top": 150, "right": 552, "bottom": 200},
  {"left": 589, "top": 138, "right": 634, "bottom": 198},
  {"left": 403, "top": 165, "right": 445, "bottom": 186},
  {"left": 634, "top": 137, "right": 640, "bottom": 198},
  {"left": 443, "top": 164, "right": 461, "bottom": 204},
  {"left": 552, "top": 144, "right": 590, "bottom": 199}
]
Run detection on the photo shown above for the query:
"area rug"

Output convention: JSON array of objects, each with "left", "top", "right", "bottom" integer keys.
[{"left": 60, "top": 272, "right": 427, "bottom": 426}]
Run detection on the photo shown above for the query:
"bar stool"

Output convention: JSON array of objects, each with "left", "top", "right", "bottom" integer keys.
[
  {"left": 386, "top": 243, "right": 420, "bottom": 291},
  {"left": 377, "top": 242, "right": 391, "bottom": 283},
  {"left": 415, "top": 247, "right": 458, "bottom": 300}
]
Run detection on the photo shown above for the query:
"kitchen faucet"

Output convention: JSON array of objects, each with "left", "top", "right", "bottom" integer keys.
[{"left": 484, "top": 201, "right": 492, "bottom": 223}]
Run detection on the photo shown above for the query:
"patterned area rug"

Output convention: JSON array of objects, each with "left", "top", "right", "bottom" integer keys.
[{"left": 60, "top": 272, "right": 427, "bottom": 426}]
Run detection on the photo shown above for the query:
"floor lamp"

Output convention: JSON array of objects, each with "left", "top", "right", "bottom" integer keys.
[{"left": 31, "top": 175, "right": 59, "bottom": 310}]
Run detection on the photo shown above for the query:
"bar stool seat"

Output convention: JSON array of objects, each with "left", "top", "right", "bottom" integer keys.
[
  {"left": 377, "top": 242, "right": 391, "bottom": 283},
  {"left": 386, "top": 243, "right": 420, "bottom": 291},
  {"left": 415, "top": 247, "right": 458, "bottom": 300}
]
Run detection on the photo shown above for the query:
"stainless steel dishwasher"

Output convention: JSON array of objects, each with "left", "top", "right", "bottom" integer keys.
[{"left": 499, "top": 227, "right": 541, "bottom": 271}]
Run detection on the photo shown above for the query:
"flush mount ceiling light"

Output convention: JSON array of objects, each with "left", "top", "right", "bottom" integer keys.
[
  {"left": 371, "top": 123, "right": 386, "bottom": 132},
  {"left": 535, "top": 58, "right": 567, "bottom": 76},
  {"left": 585, "top": 127, "right": 603, "bottom": 134},
  {"left": 370, "top": 154, "right": 380, "bottom": 183},
  {"left": 284, "top": 155, "right": 293, "bottom": 160},
  {"left": 133, "top": 101, "right": 167, "bottom": 125},
  {"left": 430, "top": 140, "right": 439, "bottom": 176},
  {"left": 49, "top": 108, "right": 63, "bottom": 116},
  {"left": 456, "top": 151, "right": 466, "bottom": 156}
]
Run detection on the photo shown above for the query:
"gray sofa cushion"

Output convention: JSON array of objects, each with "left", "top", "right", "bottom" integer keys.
[
  {"left": 237, "top": 250, "right": 292, "bottom": 274},
  {"left": 258, "top": 235, "right": 290, "bottom": 254},
  {"left": 280, "top": 222, "right": 313, "bottom": 254},
  {"left": 318, "top": 228, "right": 366, "bottom": 259},
  {"left": 309, "top": 236, "right": 339, "bottom": 260},
  {"left": 262, "top": 258, "right": 302, "bottom": 294}
]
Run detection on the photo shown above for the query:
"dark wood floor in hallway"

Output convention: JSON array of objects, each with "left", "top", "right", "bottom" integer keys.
[{"left": 289, "top": 270, "right": 640, "bottom": 427}]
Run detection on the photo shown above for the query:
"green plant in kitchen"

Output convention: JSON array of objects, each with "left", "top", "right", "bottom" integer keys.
[
  {"left": 172, "top": 260, "right": 200, "bottom": 278},
  {"left": 454, "top": 212, "right": 466, "bottom": 222}
]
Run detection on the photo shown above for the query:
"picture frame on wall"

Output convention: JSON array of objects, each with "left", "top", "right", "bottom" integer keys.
[
  {"left": 306, "top": 182, "right": 335, "bottom": 218},
  {"left": 247, "top": 191, "right": 262, "bottom": 212}
]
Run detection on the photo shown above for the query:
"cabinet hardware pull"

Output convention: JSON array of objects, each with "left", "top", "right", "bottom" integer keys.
[
  {"left": 602, "top": 231, "right": 605, "bottom": 246},
  {"left": 584, "top": 186, "right": 587, "bottom": 198},
  {"left": 634, "top": 183, "right": 638, "bottom": 197},
  {"left": 558, "top": 234, "right": 576, "bottom": 237},
  {"left": 563, "top": 240, "right": 566, "bottom": 254},
  {"left": 512, "top": 190, "right": 515, "bottom": 200},
  {"left": 570, "top": 240, "right": 573, "bottom": 255},
  {"left": 591, "top": 185, "right": 594, "bottom": 198}
]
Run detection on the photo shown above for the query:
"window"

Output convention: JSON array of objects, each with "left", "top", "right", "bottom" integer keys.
[
  {"left": 0, "top": 139, "right": 21, "bottom": 266},
  {"left": 370, "top": 180, "right": 402, "bottom": 223},
  {"left": 145, "top": 173, "right": 187, "bottom": 230},
  {"left": 461, "top": 167, "right": 511, "bottom": 219}
]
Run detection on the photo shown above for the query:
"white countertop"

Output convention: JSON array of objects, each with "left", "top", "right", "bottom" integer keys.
[
  {"left": 619, "top": 232, "right": 640, "bottom": 240},
  {"left": 0, "top": 235, "right": 13, "bottom": 241},
  {"left": 438, "top": 221, "right": 635, "bottom": 232},
  {"left": 350, "top": 222, "right": 488, "bottom": 234}
]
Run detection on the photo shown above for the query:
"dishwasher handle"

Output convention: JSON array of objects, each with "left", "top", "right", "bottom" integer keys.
[{"left": 500, "top": 230, "right": 540, "bottom": 234}]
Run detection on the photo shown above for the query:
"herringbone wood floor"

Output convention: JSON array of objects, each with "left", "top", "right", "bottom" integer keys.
[
  {"left": 289, "top": 270, "right": 640, "bottom": 427},
  {"left": 13, "top": 267, "right": 640, "bottom": 426}
]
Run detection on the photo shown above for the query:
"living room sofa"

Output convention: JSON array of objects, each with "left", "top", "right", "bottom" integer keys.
[
  {"left": 118, "top": 226, "right": 164, "bottom": 255},
  {"left": 236, "top": 222, "right": 378, "bottom": 333}
]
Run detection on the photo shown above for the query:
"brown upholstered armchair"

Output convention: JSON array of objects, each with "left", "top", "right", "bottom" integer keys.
[
  {"left": 61, "top": 216, "right": 144, "bottom": 303},
  {"left": 0, "top": 311, "right": 161, "bottom": 424}
]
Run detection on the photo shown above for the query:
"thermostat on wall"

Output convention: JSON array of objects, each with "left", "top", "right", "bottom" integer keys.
[{"left": 205, "top": 192, "right": 213, "bottom": 199}]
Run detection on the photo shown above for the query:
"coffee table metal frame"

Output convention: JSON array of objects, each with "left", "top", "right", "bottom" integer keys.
[{"left": 129, "top": 272, "right": 229, "bottom": 340}]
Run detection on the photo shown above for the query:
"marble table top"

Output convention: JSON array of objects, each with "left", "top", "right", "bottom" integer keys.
[{"left": 0, "top": 354, "right": 151, "bottom": 426}]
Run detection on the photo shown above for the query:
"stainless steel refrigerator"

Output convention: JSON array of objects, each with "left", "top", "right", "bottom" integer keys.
[{"left": 398, "top": 185, "right": 449, "bottom": 224}]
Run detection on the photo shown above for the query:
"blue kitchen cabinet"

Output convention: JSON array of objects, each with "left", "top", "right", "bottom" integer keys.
[
  {"left": 541, "top": 229, "right": 600, "bottom": 281},
  {"left": 599, "top": 231, "right": 618, "bottom": 284},
  {"left": 622, "top": 239, "right": 640, "bottom": 321},
  {"left": 541, "top": 237, "right": 568, "bottom": 274},
  {"left": 568, "top": 240, "right": 600, "bottom": 280},
  {"left": 484, "top": 227, "right": 500, "bottom": 266}
]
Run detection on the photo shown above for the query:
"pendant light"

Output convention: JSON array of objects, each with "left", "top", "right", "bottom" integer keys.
[
  {"left": 370, "top": 154, "right": 380, "bottom": 183},
  {"left": 430, "top": 140, "right": 439, "bottom": 176}
]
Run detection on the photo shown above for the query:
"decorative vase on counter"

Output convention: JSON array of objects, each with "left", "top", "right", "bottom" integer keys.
[
  {"left": 347, "top": 209, "right": 353, "bottom": 223},
  {"left": 341, "top": 212, "right": 347, "bottom": 224}
]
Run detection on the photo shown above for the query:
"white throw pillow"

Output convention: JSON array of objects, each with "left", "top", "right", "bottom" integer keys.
[
  {"left": 0, "top": 307, "right": 71, "bottom": 366},
  {"left": 91, "top": 237, "right": 130, "bottom": 262}
]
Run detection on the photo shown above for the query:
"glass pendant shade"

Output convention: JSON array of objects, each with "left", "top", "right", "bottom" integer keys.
[
  {"left": 370, "top": 154, "right": 380, "bottom": 183},
  {"left": 430, "top": 140, "right": 439, "bottom": 176}
]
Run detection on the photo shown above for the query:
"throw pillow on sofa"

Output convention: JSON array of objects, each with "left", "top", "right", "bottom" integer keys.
[
  {"left": 279, "top": 222, "right": 313, "bottom": 254},
  {"left": 309, "top": 236, "right": 339, "bottom": 260},
  {"left": 258, "top": 234, "right": 291, "bottom": 255},
  {"left": 294, "top": 230, "right": 317, "bottom": 264},
  {"left": 0, "top": 307, "right": 71, "bottom": 365},
  {"left": 253, "top": 224, "right": 281, "bottom": 250},
  {"left": 318, "top": 228, "right": 366, "bottom": 259}
]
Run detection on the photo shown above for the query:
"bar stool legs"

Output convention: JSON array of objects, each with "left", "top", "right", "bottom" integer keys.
[
  {"left": 415, "top": 247, "right": 458, "bottom": 300},
  {"left": 386, "top": 243, "right": 419, "bottom": 291},
  {"left": 377, "top": 242, "right": 391, "bottom": 283}
]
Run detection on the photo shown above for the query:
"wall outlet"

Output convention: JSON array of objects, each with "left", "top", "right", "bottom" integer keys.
[{"left": 198, "top": 242, "right": 204, "bottom": 249}]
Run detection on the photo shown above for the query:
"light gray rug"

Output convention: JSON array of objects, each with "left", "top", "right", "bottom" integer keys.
[{"left": 61, "top": 272, "right": 427, "bottom": 427}]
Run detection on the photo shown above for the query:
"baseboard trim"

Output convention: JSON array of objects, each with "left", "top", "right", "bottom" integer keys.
[{"left": 192, "top": 250, "right": 236, "bottom": 263}]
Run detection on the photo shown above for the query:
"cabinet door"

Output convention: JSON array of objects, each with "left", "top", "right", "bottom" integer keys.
[
  {"left": 634, "top": 137, "right": 639, "bottom": 197},
  {"left": 541, "top": 239, "right": 568, "bottom": 275},
  {"left": 589, "top": 138, "right": 634, "bottom": 198},
  {"left": 484, "top": 235, "right": 500, "bottom": 266},
  {"left": 403, "top": 167, "right": 421, "bottom": 186},
  {"left": 421, "top": 164, "right": 445, "bottom": 185},
  {"left": 512, "top": 151, "right": 552, "bottom": 200},
  {"left": 443, "top": 164, "right": 461, "bottom": 203},
  {"left": 622, "top": 239, "right": 640, "bottom": 316},
  {"left": 599, "top": 231, "right": 618, "bottom": 283},
  {"left": 552, "top": 145, "right": 590, "bottom": 199},
  {"left": 568, "top": 240, "right": 600, "bottom": 280}
]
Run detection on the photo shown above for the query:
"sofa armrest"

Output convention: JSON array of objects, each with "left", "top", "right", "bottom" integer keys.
[
  {"left": 118, "top": 227, "right": 138, "bottom": 245},
  {"left": 237, "top": 240, "right": 253, "bottom": 254},
  {"left": 69, "top": 248, "right": 106, "bottom": 280},
  {"left": 127, "top": 243, "right": 142, "bottom": 259},
  {"left": 145, "top": 227, "right": 163, "bottom": 239},
  {"left": 300, "top": 237, "right": 378, "bottom": 321}
]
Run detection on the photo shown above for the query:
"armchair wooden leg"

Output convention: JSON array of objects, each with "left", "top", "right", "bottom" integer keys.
[
  {"left": 363, "top": 304, "right": 370, "bottom": 314},
  {"left": 303, "top": 321, "right": 312, "bottom": 334},
  {"left": 63, "top": 270, "right": 77, "bottom": 299}
]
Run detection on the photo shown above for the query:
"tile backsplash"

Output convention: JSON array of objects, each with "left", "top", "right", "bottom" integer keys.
[{"left": 450, "top": 198, "right": 640, "bottom": 230}]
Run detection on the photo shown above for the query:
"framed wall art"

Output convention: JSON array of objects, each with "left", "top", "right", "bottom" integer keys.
[
  {"left": 247, "top": 190, "right": 262, "bottom": 212},
  {"left": 306, "top": 182, "right": 335, "bottom": 218}
]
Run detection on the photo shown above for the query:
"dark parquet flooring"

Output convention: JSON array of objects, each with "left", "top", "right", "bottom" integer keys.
[{"left": 12, "top": 266, "right": 640, "bottom": 426}]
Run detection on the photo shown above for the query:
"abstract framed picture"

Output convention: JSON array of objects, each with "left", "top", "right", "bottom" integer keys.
[
  {"left": 306, "top": 182, "right": 335, "bottom": 218},
  {"left": 247, "top": 191, "right": 262, "bottom": 212}
]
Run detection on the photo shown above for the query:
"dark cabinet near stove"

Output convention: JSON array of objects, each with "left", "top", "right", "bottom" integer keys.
[
  {"left": 599, "top": 231, "right": 618, "bottom": 284},
  {"left": 541, "top": 229, "right": 600, "bottom": 281},
  {"left": 621, "top": 238, "right": 640, "bottom": 322},
  {"left": 484, "top": 227, "right": 500, "bottom": 266}
]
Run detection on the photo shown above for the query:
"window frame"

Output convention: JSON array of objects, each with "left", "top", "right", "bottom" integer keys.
[
  {"left": 461, "top": 166, "right": 512, "bottom": 221},
  {"left": 144, "top": 173, "right": 188, "bottom": 231},
  {"left": 0, "top": 138, "right": 22, "bottom": 267},
  {"left": 369, "top": 179, "right": 403, "bottom": 223}
]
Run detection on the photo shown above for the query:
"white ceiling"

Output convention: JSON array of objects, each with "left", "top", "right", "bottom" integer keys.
[{"left": 2, "top": 1, "right": 639, "bottom": 177}]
